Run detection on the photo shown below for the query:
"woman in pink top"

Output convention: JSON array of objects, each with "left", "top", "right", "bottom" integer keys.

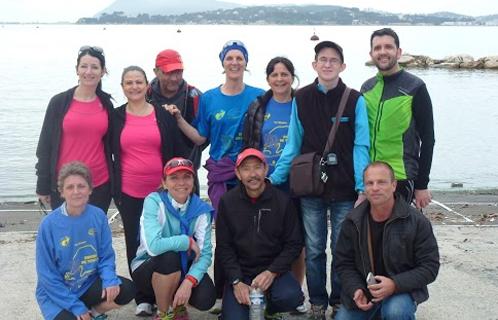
[
  {"left": 36, "top": 46, "right": 114, "bottom": 213},
  {"left": 111, "top": 66, "right": 188, "bottom": 314}
]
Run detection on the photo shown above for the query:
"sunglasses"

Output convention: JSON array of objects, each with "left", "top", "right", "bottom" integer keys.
[
  {"left": 222, "top": 40, "right": 246, "bottom": 49},
  {"left": 165, "top": 158, "right": 193, "bottom": 169},
  {"left": 79, "top": 45, "right": 105, "bottom": 56}
]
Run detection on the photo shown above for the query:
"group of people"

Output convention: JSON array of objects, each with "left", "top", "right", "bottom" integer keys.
[{"left": 34, "top": 27, "right": 440, "bottom": 320}]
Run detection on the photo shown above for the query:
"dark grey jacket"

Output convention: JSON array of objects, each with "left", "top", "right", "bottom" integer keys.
[{"left": 335, "top": 196, "right": 440, "bottom": 309}]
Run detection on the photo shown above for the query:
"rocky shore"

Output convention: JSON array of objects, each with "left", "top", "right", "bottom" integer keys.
[{"left": 366, "top": 54, "right": 498, "bottom": 69}]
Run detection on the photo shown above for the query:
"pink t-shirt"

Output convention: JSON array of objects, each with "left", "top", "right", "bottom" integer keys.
[
  {"left": 57, "top": 98, "right": 109, "bottom": 187},
  {"left": 120, "top": 111, "right": 163, "bottom": 198}
]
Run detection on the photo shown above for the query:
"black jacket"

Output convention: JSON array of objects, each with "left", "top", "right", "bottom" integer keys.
[
  {"left": 146, "top": 78, "right": 205, "bottom": 170},
  {"left": 242, "top": 89, "right": 295, "bottom": 150},
  {"left": 335, "top": 196, "right": 440, "bottom": 309},
  {"left": 36, "top": 86, "right": 114, "bottom": 195},
  {"left": 215, "top": 181, "right": 303, "bottom": 282},
  {"left": 110, "top": 103, "right": 188, "bottom": 204}
]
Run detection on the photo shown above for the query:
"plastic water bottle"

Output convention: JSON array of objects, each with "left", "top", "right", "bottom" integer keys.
[{"left": 249, "top": 287, "right": 265, "bottom": 320}]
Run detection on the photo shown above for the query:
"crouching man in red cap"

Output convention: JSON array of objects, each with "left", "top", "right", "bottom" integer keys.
[{"left": 215, "top": 148, "right": 305, "bottom": 319}]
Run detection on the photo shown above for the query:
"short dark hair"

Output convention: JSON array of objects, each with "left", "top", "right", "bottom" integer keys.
[
  {"left": 363, "top": 161, "right": 396, "bottom": 182},
  {"left": 314, "top": 41, "right": 344, "bottom": 63},
  {"left": 370, "top": 28, "right": 400, "bottom": 49},
  {"left": 121, "top": 65, "right": 148, "bottom": 85}
]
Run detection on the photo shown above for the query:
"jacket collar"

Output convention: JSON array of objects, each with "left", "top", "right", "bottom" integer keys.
[
  {"left": 348, "top": 195, "right": 411, "bottom": 226},
  {"left": 237, "top": 179, "right": 273, "bottom": 203}
]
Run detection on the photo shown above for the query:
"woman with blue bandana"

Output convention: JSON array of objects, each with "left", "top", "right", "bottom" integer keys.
[{"left": 165, "top": 40, "right": 264, "bottom": 217}]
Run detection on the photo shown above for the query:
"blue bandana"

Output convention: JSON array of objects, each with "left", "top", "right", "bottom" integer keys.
[{"left": 219, "top": 40, "right": 249, "bottom": 65}]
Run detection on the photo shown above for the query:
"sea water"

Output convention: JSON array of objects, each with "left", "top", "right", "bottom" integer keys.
[{"left": 0, "top": 24, "right": 497, "bottom": 201}]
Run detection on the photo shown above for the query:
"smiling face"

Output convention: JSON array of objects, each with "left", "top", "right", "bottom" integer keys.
[
  {"left": 60, "top": 174, "right": 92, "bottom": 214},
  {"left": 370, "top": 35, "right": 402, "bottom": 75},
  {"left": 235, "top": 157, "right": 268, "bottom": 197},
  {"left": 267, "top": 62, "right": 293, "bottom": 100},
  {"left": 162, "top": 170, "right": 194, "bottom": 204},
  {"left": 76, "top": 54, "right": 105, "bottom": 88},
  {"left": 223, "top": 49, "right": 246, "bottom": 81},
  {"left": 122, "top": 70, "right": 148, "bottom": 103},
  {"left": 312, "top": 47, "right": 346, "bottom": 85}
]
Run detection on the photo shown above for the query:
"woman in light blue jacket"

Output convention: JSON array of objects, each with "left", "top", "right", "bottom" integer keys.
[{"left": 131, "top": 157, "right": 215, "bottom": 320}]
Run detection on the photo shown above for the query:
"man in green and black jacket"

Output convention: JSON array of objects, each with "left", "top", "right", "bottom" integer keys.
[{"left": 361, "top": 28, "right": 435, "bottom": 209}]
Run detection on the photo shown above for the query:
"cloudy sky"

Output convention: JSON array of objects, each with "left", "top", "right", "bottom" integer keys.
[{"left": 1, "top": 0, "right": 494, "bottom": 23}]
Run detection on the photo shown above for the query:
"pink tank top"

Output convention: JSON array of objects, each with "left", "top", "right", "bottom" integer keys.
[
  {"left": 57, "top": 98, "right": 109, "bottom": 187},
  {"left": 120, "top": 111, "right": 163, "bottom": 198}
]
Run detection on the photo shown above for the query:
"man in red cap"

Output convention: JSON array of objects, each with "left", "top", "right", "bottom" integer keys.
[
  {"left": 147, "top": 49, "right": 204, "bottom": 191},
  {"left": 215, "top": 148, "right": 304, "bottom": 319}
]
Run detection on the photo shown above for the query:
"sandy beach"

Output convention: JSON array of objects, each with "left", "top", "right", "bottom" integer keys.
[{"left": 1, "top": 190, "right": 497, "bottom": 319}]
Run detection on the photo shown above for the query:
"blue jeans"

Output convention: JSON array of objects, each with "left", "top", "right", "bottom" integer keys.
[
  {"left": 335, "top": 293, "right": 417, "bottom": 320},
  {"left": 301, "top": 197, "right": 353, "bottom": 307},
  {"left": 221, "top": 272, "right": 304, "bottom": 320}
]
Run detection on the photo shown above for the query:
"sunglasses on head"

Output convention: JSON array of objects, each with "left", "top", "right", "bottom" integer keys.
[
  {"left": 165, "top": 158, "right": 193, "bottom": 169},
  {"left": 222, "top": 40, "right": 245, "bottom": 49},
  {"left": 79, "top": 45, "right": 105, "bottom": 56}
]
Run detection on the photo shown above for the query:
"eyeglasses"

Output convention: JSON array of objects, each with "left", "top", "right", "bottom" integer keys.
[
  {"left": 165, "top": 158, "right": 193, "bottom": 169},
  {"left": 79, "top": 45, "right": 105, "bottom": 56},
  {"left": 317, "top": 57, "right": 342, "bottom": 66},
  {"left": 222, "top": 40, "right": 246, "bottom": 49}
]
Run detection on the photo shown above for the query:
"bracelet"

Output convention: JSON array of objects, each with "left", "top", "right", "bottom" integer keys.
[{"left": 185, "top": 275, "right": 198, "bottom": 287}]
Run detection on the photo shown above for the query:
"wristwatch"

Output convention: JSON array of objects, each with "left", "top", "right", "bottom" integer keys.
[{"left": 231, "top": 278, "right": 240, "bottom": 286}]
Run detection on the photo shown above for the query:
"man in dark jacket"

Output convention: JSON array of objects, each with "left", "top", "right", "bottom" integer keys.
[
  {"left": 147, "top": 49, "right": 204, "bottom": 190},
  {"left": 216, "top": 148, "right": 304, "bottom": 319},
  {"left": 335, "top": 161, "right": 440, "bottom": 319}
]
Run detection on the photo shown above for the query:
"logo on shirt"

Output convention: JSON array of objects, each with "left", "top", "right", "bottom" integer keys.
[
  {"left": 264, "top": 113, "right": 271, "bottom": 121},
  {"left": 215, "top": 110, "right": 226, "bottom": 120},
  {"left": 88, "top": 228, "right": 95, "bottom": 236},
  {"left": 60, "top": 236, "right": 70, "bottom": 247}
]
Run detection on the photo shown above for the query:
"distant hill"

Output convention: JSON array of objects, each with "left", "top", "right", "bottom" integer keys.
[
  {"left": 96, "top": 0, "right": 239, "bottom": 17},
  {"left": 78, "top": 4, "right": 498, "bottom": 26}
]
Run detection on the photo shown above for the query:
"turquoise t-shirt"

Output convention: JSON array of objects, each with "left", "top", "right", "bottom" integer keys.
[
  {"left": 196, "top": 84, "right": 264, "bottom": 161},
  {"left": 261, "top": 97, "right": 292, "bottom": 175}
]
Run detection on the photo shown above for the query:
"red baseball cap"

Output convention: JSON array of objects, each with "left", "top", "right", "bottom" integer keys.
[
  {"left": 163, "top": 157, "right": 194, "bottom": 176},
  {"left": 155, "top": 49, "right": 184, "bottom": 73},
  {"left": 235, "top": 148, "right": 266, "bottom": 168}
]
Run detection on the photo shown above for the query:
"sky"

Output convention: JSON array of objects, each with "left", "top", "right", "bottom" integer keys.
[{"left": 0, "top": 0, "right": 495, "bottom": 23}]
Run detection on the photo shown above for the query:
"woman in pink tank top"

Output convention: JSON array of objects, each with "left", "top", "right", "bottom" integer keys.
[
  {"left": 36, "top": 46, "right": 114, "bottom": 213},
  {"left": 111, "top": 66, "right": 187, "bottom": 313}
]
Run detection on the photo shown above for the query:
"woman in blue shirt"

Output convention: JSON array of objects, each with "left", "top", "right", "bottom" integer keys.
[{"left": 35, "top": 162, "right": 135, "bottom": 320}]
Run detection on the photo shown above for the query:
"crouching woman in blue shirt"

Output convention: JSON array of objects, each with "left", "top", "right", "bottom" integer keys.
[
  {"left": 131, "top": 157, "right": 216, "bottom": 320},
  {"left": 35, "top": 161, "right": 135, "bottom": 320}
]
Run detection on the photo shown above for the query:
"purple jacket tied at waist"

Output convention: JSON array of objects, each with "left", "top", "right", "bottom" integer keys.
[{"left": 205, "top": 157, "right": 236, "bottom": 218}]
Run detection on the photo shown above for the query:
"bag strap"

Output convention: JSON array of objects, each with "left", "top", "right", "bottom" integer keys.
[{"left": 322, "top": 86, "right": 352, "bottom": 157}]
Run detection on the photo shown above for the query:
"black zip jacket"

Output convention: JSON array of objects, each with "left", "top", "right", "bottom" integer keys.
[
  {"left": 110, "top": 103, "right": 189, "bottom": 204},
  {"left": 215, "top": 181, "right": 303, "bottom": 282},
  {"left": 335, "top": 196, "right": 440, "bottom": 310},
  {"left": 36, "top": 86, "right": 114, "bottom": 195}
]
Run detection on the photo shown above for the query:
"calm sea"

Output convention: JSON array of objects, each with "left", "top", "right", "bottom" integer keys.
[{"left": 1, "top": 24, "right": 497, "bottom": 201}]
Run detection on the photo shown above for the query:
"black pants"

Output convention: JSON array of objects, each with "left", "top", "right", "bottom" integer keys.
[
  {"left": 53, "top": 276, "right": 135, "bottom": 320},
  {"left": 132, "top": 251, "right": 216, "bottom": 311},
  {"left": 396, "top": 180, "right": 415, "bottom": 205},
  {"left": 50, "top": 181, "right": 112, "bottom": 214},
  {"left": 115, "top": 192, "right": 152, "bottom": 304}
]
